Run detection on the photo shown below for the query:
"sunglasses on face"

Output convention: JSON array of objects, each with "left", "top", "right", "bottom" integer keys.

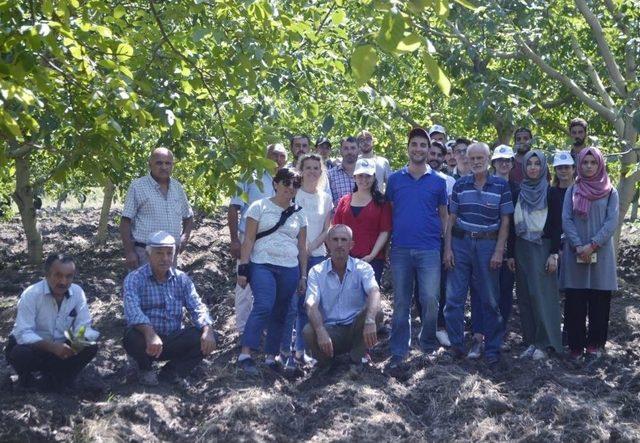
[{"left": 280, "top": 177, "right": 302, "bottom": 188}]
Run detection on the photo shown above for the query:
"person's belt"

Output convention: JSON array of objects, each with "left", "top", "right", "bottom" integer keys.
[
  {"left": 134, "top": 241, "right": 146, "bottom": 248},
  {"left": 451, "top": 226, "right": 498, "bottom": 240}
]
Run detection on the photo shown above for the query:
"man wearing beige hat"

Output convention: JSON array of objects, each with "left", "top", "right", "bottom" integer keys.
[
  {"left": 123, "top": 231, "right": 216, "bottom": 386},
  {"left": 357, "top": 130, "right": 392, "bottom": 193}
]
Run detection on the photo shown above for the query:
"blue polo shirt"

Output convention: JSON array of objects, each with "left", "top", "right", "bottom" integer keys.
[
  {"left": 386, "top": 166, "right": 448, "bottom": 250},
  {"left": 450, "top": 174, "right": 514, "bottom": 233}
]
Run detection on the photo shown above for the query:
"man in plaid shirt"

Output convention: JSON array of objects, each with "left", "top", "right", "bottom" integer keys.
[
  {"left": 328, "top": 136, "right": 358, "bottom": 205},
  {"left": 123, "top": 231, "right": 216, "bottom": 386},
  {"left": 120, "top": 147, "right": 194, "bottom": 270}
]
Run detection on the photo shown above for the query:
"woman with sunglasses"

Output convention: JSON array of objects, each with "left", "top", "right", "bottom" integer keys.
[
  {"left": 333, "top": 158, "right": 392, "bottom": 285},
  {"left": 560, "top": 147, "right": 618, "bottom": 360},
  {"left": 236, "top": 167, "right": 308, "bottom": 376},
  {"left": 281, "top": 153, "right": 333, "bottom": 371},
  {"left": 514, "top": 151, "right": 562, "bottom": 361}
]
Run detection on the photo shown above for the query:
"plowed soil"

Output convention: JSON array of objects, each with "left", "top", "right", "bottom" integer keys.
[{"left": 1, "top": 208, "right": 639, "bottom": 442}]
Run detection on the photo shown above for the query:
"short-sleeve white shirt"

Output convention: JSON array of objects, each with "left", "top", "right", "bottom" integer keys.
[
  {"left": 246, "top": 198, "right": 307, "bottom": 267},
  {"left": 295, "top": 189, "right": 333, "bottom": 257}
]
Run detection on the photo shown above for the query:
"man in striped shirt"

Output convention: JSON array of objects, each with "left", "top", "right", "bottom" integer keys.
[{"left": 443, "top": 142, "right": 513, "bottom": 368}]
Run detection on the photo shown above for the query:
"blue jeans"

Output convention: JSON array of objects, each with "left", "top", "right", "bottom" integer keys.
[
  {"left": 390, "top": 247, "right": 441, "bottom": 358},
  {"left": 281, "top": 255, "right": 326, "bottom": 353},
  {"left": 241, "top": 262, "right": 300, "bottom": 355},
  {"left": 472, "top": 264, "right": 514, "bottom": 336},
  {"left": 445, "top": 236, "right": 503, "bottom": 359}
]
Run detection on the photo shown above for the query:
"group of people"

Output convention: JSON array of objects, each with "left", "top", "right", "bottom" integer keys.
[{"left": 4, "top": 117, "right": 619, "bottom": 390}]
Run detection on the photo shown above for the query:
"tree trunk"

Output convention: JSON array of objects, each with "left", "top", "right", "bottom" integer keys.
[
  {"left": 613, "top": 118, "right": 639, "bottom": 247},
  {"left": 95, "top": 179, "right": 115, "bottom": 244},
  {"left": 493, "top": 117, "right": 514, "bottom": 146},
  {"left": 13, "top": 155, "right": 43, "bottom": 264},
  {"left": 630, "top": 188, "right": 639, "bottom": 221}
]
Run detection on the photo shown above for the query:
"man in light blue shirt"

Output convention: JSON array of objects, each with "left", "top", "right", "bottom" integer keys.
[
  {"left": 227, "top": 143, "right": 287, "bottom": 333},
  {"left": 303, "top": 225, "right": 381, "bottom": 372}
]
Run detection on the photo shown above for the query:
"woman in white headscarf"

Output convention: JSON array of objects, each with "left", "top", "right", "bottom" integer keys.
[{"left": 515, "top": 150, "right": 563, "bottom": 361}]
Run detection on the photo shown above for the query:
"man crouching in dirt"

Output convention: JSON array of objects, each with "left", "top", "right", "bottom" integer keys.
[
  {"left": 5, "top": 253, "right": 100, "bottom": 391},
  {"left": 122, "top": 231, "right": 216, "bottom": 387},
  {"left": 303, "top": 224, "right": 382, "bottom": 376}
]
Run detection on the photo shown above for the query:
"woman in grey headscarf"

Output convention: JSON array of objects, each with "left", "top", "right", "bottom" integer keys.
[{"left": 514, "top": 150, "right": 563, "bottom": 360}]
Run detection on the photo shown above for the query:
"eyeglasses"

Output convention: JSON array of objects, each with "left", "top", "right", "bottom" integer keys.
[
  {"left": 280, "top": 177, "right": 302, "bottom": 189},
  {"left": 454, "top": 148, "right": 467, "bottom": 155}
]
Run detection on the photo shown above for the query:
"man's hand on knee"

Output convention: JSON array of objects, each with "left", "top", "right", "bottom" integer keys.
[
  {"left": 144, "top": 331, "right": 163, "bottom": 358},
  {"left": 317, "top": 327, "right": 334, "bottom": 357}
]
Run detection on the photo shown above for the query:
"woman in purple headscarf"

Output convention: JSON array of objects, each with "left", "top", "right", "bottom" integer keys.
[{"left": 560, "top": 147, "right": 618, "bottom": 361}]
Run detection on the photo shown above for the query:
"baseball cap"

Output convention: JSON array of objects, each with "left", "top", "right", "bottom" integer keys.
[
  {"left": 429, "top": 124, "right": 446, "bottom": 136},
  {"left": 445, "top": 140, "right": 456, "bottom": 150},
  {"left": 491, "top": 145, "right": 515, "bottom": 160},
  {"left": 316, "top": 137, "right": 331, "bottom": 147},
  {"left": 553, "top": 150, "right": 575, "bottom": 167},
  {"left": 271, "top": 143, "right": 287, "bottom": 154},
  {"left": 408, "top": 127, "right": 431, "bottom": 143},
  {"left": 148, "top": 231, "right": 176, "bottom": 247},
  {"left": 353, "top": 158, "right": 376, "bottom": 176}
]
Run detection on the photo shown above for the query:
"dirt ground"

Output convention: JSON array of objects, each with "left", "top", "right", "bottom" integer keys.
[{"left": 1, "top": 208, "right": 640, "bottom": 442}]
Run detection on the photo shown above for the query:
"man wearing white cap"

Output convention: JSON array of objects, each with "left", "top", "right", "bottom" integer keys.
[
  {"left": 123, "top": 231, "right": 216, "bottom": 386},
  {"left": 429, "top": 125, "right": 447, "bottom": 144},
  {"left": 228, "top": 143, "right": 287, "bottom": 334},
  {"left": 357, "top": 130, "right": 392, "bottom": 193},
  {"left": 120, "top": 147, "right": 194, "bottom": 270}
]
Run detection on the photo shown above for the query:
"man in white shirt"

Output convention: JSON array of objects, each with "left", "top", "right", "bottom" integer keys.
[
  {"left": 5, "top": 253, "right": 99, "bottom": 390},
  {"left": 227, "top": 143, "right": 287, "bottom": 333},
  {"left": 357, "top": 130, "right": 392, "bottom": 193}
]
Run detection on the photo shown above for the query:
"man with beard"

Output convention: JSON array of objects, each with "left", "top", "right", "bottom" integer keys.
[
  {"left": 315, "top": 137, "right": 336, "bottom": 170},
  {"left": 429, "top": 141, "right": 456, "bottom": 196},
  {"left": 357, "top": 130, "right": 392, "bottom": 192},
  {"left": 451, "top": 138, "right": 472, "bottom": 180},
  {"left": 288, "top": 134, "right": 311, "bottom": 167},
  {"left": 444, "top": 140, "right": 457, "bottom": 175},
  {"left": 328, "top": 136, "right": 358, "bottom": 205},
  {"left": 509, "top": 127, "right": 533, "bottom": 184},
  {"left": 385, "top": 127, "right": 448, "bottom": 375},
  {"left": 569, "top": 118, "right": 588, "bottom": 160}
]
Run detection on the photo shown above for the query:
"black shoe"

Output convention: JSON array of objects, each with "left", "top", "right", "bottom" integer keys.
[
  {"left": 237, "top": 357, "right": 260, "bottom": 377},
  {"left": 17, "top": 373, "right": 36, "bottom": 388},
  {"left": 158, "top": 369, "right": 181, "bottom": 385},
  {"left": 384, "top": 356, "right": 407, "bottom": 378},
  {"left": 349, "top": 362, "right": 365, "bottom": 379}
]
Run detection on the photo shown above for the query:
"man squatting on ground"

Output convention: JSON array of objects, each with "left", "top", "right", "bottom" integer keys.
[
  {"left": 123, "top": 231, "right": 216, "bottom": 386},
  {"left": 5, "top": 253, "right": 99, "bottom": 390},
  {"left": 303, "top": 224, "right": 383, "bottom": 373}
]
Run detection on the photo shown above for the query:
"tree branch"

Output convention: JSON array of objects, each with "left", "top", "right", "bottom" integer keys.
[
  {"left": 367, "top": 82, "right": 420, "bottom": 127},
  {"left": 528, "top": 93, "right": 574, "bottom": 115},
  {"left": 603, "top": 0, "right": 631, "bottom": 36},
  {"left": 569, "top": 34, "right": 615, "bottom": 109},
  {"left": 624, "top": 39, "right": 637, "bottom": 84},
  {"left": 516, "top": 36, "right": 617, "bottom": 124},
  {"left": 574, "top": 0, "right": 627, "bottom": 97},
  {"left": 148, "top": 1, "right": 229, "bottom": 147},
  {"left": 447, "top": 20, "right": 521, "bottom": 60},
  {"left": 6, "top": 141, "right": 40, "bottom": 158}
]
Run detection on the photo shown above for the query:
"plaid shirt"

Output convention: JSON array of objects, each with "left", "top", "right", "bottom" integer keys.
[
  {"left": 122, "top": 175, "right": 193, "bottom": 244},
  {"left": 123, "top": 264, "right": 212, "bottom": 335},
  {"left": 328, "top": 165, "right": 355, "bottom": 205}
]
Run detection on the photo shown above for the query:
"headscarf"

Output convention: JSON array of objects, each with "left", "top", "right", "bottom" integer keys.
[
  {"left": 572, "top": 147, "right": 612, "bottom": 217},
  {"left": 519, "top": 150, "right": 549, "bottom": 211},
  {"left": 514, "top": 150, "right": 549, "bottom": 243}
]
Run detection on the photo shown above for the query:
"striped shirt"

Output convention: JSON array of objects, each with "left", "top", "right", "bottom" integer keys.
[
  {"left": 450, "top": 174, "right": 514, "bottom": 233},
  {"left": 122, "top": 175, "right": 193, "bottom": 244},
  {"left": 123, "top": 264, "right": 212, "bottom": 335},
  {"left": 328, "top": 165, "right": 355, "bottom": 205}
]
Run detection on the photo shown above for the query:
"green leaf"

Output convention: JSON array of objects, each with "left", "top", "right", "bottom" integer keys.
[
  {"left": 350, "top": 45, "right": 378, "bottom": 86},
  {"left": 422, "top": 52, "right": 451, "bottom": 96},
  {"left": 632, "top": 109, "right": 640, "bottom": 133},
  {"left": 396, "top": 33, "right": 422, "bottom": 52},
  {"left": 376, "top": 11, "right": 405, "bottom": 52},
  {"left": 433, "top": 0, "right": 450, "bottom": 18},
  {"left": 331, "top": 10, "right": 346, "bottom": 26},
  {"left": 116, "top": 43, "right": 133, "bottom": 61},
  {"left": 1, "top": 112, "right": 23, "bottom": 138},
  {"left": 69, "top": 45, "right": 83, "bottom": 59},
  {"left": 452, "top": 0, "right": 477, "bottom": 10},
  {"left": 321, "top": 114, "right": 335, "bottom": 133},
  {"left": 114, "top": 5, "right": 126, "bottom": 19},
  {"left": 408, "top": 0, "right": 432, "bottom": 13}
]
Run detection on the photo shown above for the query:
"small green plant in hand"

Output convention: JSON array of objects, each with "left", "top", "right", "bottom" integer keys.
[{"left": 64, "top": 325, "right": 96, "bottom": 353}]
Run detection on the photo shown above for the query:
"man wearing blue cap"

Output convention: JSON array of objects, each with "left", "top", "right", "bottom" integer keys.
[{"left": 123, "top": 231, "right": 216, "bottom": 386}]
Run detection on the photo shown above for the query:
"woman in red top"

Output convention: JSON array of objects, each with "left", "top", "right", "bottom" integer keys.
[{"left": 333, "top": 158, "right": 392, "bottom": 284}]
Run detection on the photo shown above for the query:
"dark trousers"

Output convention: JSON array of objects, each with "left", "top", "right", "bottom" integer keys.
[
  {"left": 564, "top": 289, "right": 612, "bottom": 352},
  {"left": 5, "top": 335, "right": 97, "bottom": 382},
  {"left": 303, "top": 310, "right": 383, "bottom": 366},
  {"left": 123, "top": 327, "right": 203, "bottom": 377}
]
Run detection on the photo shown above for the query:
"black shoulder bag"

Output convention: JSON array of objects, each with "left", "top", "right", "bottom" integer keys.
[{"left": 255, "top": 204, "right": 303, "bottom": 240}]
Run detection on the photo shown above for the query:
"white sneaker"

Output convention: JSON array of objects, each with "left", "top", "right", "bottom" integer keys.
[
  {"left": 467, "top": 340, "right": 483, "bottom": 359},
  {"left": 436, "top": 330, "right": 451, "bottom": 347},
  {"left": 532, "top": 349, "right": 547, "bottom": 360},
  {"left": 519, "top": 345, "right": 536, "bottom": 359}
]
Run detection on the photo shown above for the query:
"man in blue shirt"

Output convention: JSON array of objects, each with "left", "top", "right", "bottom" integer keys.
[
  {"left": 123, "top": 231, "right": 216, "bottom": 386},
  {"left": 303, "top": 224, "right": 382, "bottom": 374},
  {"left": 443, "top": 142, "right": 513, "bottom": 367},
  {"left": 385, "top": 127, "right": 448, "bottom": 373}
]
